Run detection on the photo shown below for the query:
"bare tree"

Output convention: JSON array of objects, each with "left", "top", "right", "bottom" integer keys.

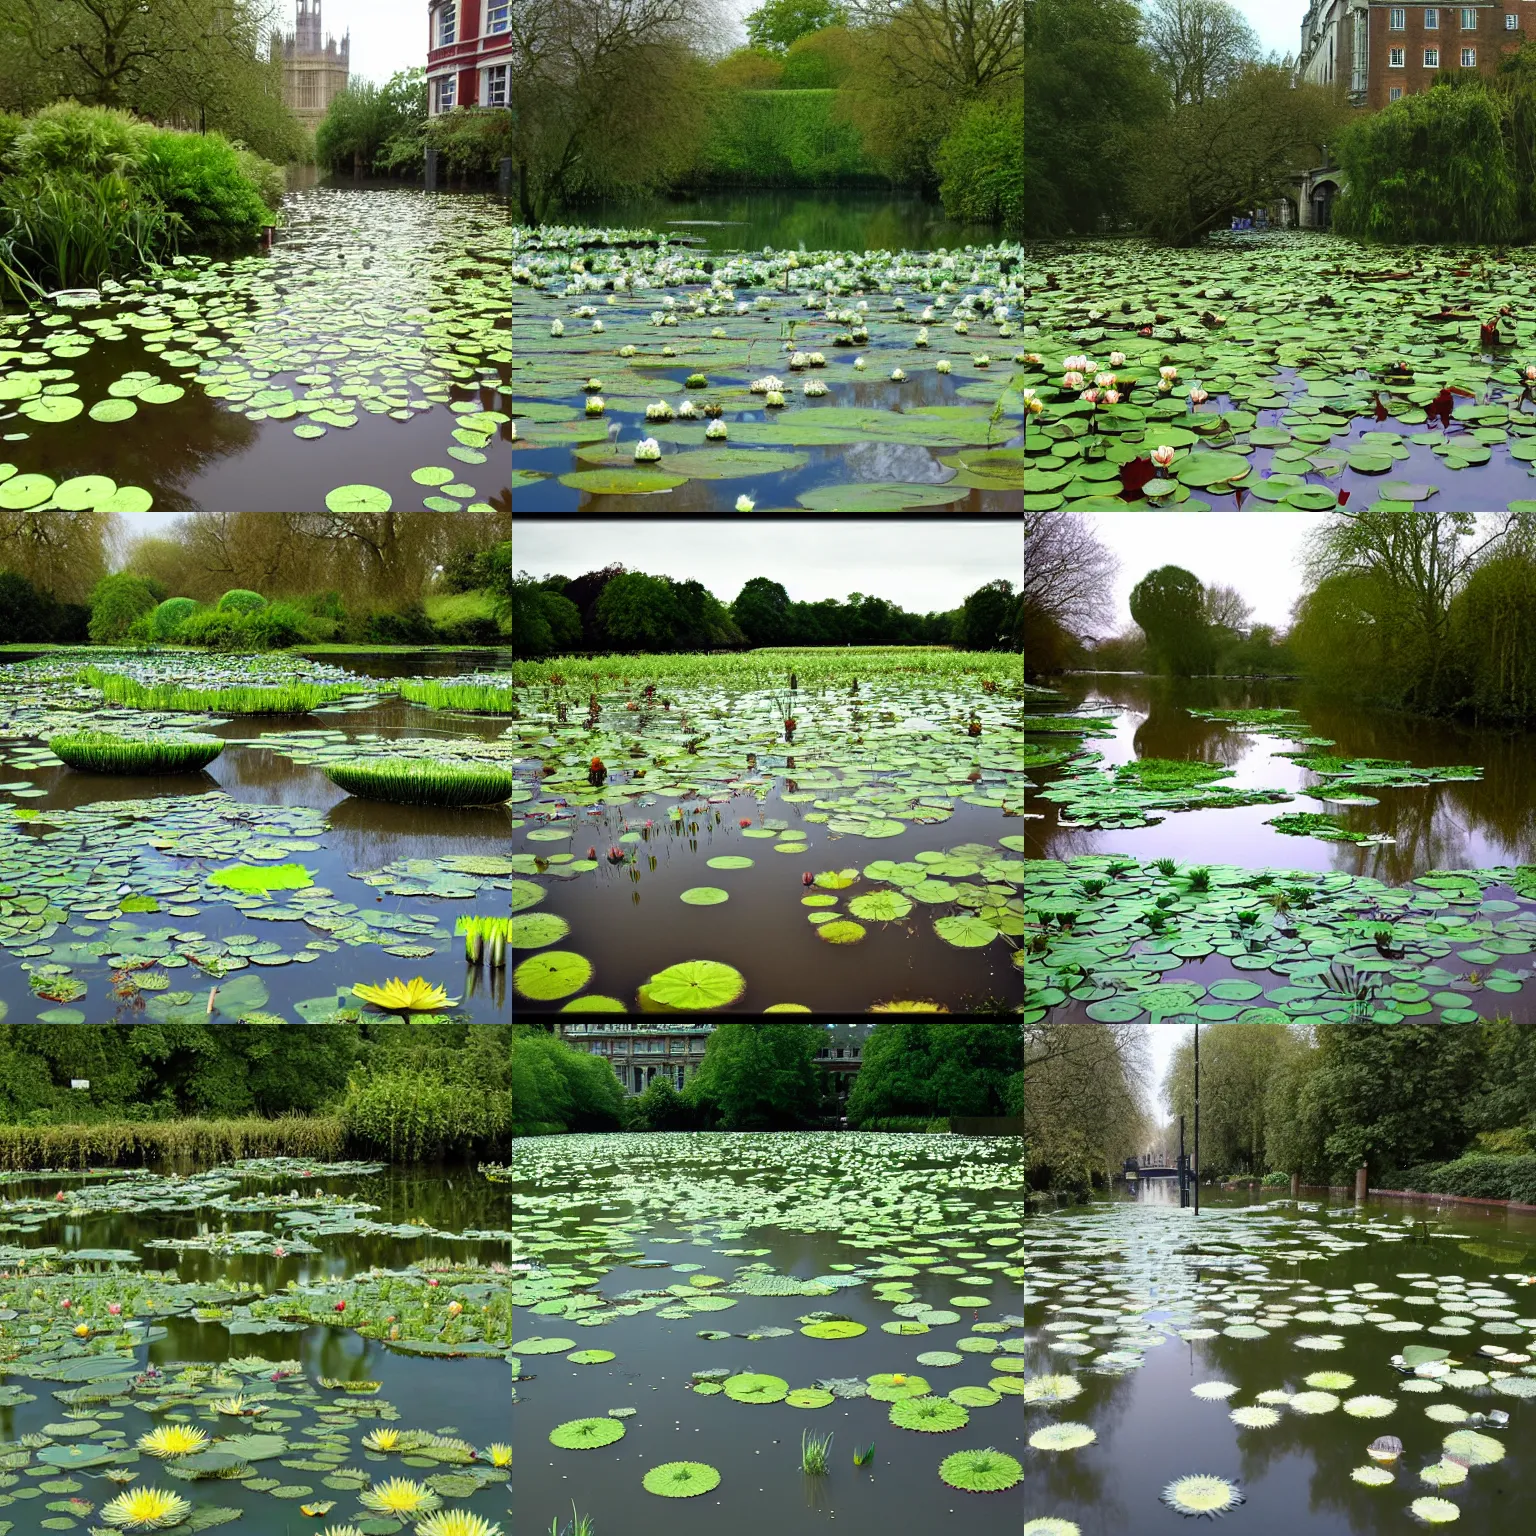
[
  {"left": 1201, "top": 582, "right": 1253, "bottom": 632},
  {"left": 1024, "top": 511, "right": 1118, "bottom": 636},
  {"left": 844, "top": 0, "right": 1025, "bottom": 94},
  {"left": 1026, "top": 1021, "right": 1150, "bottom": 1190},
  {"left": 1143, "top": 0, "right": 1258, "bottom": 107}
]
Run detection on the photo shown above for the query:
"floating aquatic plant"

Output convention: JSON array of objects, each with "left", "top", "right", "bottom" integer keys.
[
  {"left": 458, "top": 914, "right": 510, "bottom": 967},
  {"left": 49, "top": 731, "right": 224, "bottom": 774},
  {"left": 397, "top": 681, "right": 514, "bottom": 714},
  {"left": 800, "top": 1429, "right": 833, "bottom": 1474},
  {"left": 324, "top": 759, "right": 515, "bottom": 807},
  {"left": 1160, "top": 1474, "right": 1245, "bottom": 1517},
  {"left": 138, "top": 1423, "right": 209, "bottom": 1457},
  {"left": 641, "top": 1462, "right": 720, "bottom": 1498},
  {"left": 358, "top": 1479, "right": 442, "bottom": 1516},
  {"left": 99, "top": 1487, "right": 193, "bottom": 1530},
  {"left": 938, "top": 1448, "right": 1022, "bottom": 1493},
  {"left": 549, "top": 1418, "right": 626, "bottom": 1450}
]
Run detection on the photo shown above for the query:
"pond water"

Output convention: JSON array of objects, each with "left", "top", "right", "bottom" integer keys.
[
  {"left": 0, "top": 188, "right": 510, "bottom": 513},
  {"left": 511, "top": 226, "right": 1025, "bottom": 512},
  {"left": 512, "top": 657, "right": 1026, "bottom": 1013},
  {"left": 508, "top": 1131, "right": 1023, "bottom": 1533},
  {"left": 0, "top": 1156, "right": 510, "bottom": 1533},
  {"left": 554, "top": 190, "right": 1009, "bottom": 256},
  {"left": 1019, "top": 234, "right": 1536, "bottom": 517},
  {"left": 0, "top": 649, "right": 513, "bottom": 1025},
  {"left": 1027, "top": 1188, "right": 1536, "bottom": 1536},
  {"left": 1026, "top": 673, "right": 1536, "bottom": 881}
]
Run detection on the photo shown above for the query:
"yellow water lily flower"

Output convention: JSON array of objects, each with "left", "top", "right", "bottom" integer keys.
[
  {"left": 362, "top": 1427, "right": 404, "bottom": 1452},
  {"left": 484, "top": 1442, "right": 512, "bottom": 1467},
  {"left": 351, "top": 976, "right": 452, "bottom": 1012},
  {"left": 319, "top": 1527, "right": 365, "bottom": 1536},
  {"left": 100, "top": 1486, "right": 193, "bottom": 1530},
  {"left": 359, "top": 1479, "right": 442, "bottom": 1517},
  {"left": 137, "top": 1423, "right": 208, "bottom": 1457},
  {"left": 414, "top": 1512, "right": 503, "bottom": 1536}
]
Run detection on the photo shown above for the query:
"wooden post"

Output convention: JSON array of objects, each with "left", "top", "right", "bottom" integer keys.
[
  {"left": 1290, "top": 1172, "right": 1299, "bottom": 1198},
  {"left": 1355, "top": 1165, "right": 1368, "bottom": 1203}
]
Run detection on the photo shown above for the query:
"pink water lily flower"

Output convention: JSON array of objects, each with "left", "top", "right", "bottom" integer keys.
[{"left": 1151, "top": 445, "right": 1176, "bottom": 469}]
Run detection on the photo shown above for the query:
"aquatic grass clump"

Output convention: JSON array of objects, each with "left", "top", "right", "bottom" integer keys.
[
  {"left": 79, "top": 666, "right": 362, "bottom": 714},
  {"left": 457, "top": 914, "right": 510, "bottom": 967},
  {"left": 398, "top": 680, "right": 514, "bottom": 714},
  {"left": 800, "top": 1429, "right": 833, "bottom": 1474},
  {"left": 49, "top": 730, "right": 224, "bottom": 774},
  {"left": 324, "top": 758, "right": 515, "bottom": 806}
]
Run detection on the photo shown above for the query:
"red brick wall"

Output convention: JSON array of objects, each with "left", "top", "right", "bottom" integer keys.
[{"left": 1366, "top": 4, "right": 1527, "bottom": 111}]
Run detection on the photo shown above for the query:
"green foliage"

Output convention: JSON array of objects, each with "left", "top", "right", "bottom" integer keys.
[
  {"left": 712, "top": 47, "right": 786, "bottom": 90},
  {"left": 0, "top": 569, "right": 63, "bottom": 643},
  {"left": 322, "top": 759, "right": 515, "bottom": 807},
  {"left": 1335, "top": 82, "right": 1521, "bottom": 243},
  {"left": 724, "top": 577, "right": 952, "bottom": 649},
  {"left": 745, "top": 0, "right": 850, "bottom": 54},
  {"left": 780, "top": 27, "right": 857, "bottom": 88},
  {"left": 1450, "top": 553, "right": 1536, "bottom": 723},
  {"left": 1165, "top": 1024, "right": 1298, "bottom": 1176},
  {"left": 511, "top": 1027, "right": 625, "bottom": 1136},
  {"left": 1129, "top": 566, "right": 1214, "bottom": 676},
  {"left": 341, "top": 1068, "right": 508, "bottom": 1160},
  {"left": 1024, "top": 0, "right": 1166, "bottom": 234},
  {"left": 217, "top": 588, "right": 267, "bottom": 615},
  {"left": 683, "top": 1023, "right": 823, "bottom": 1130},
  {"left": 316, "top": 70, "right": 427, "bottom": 176},
  {"left": 627, "top": 1074, "right": 699, "bottom": 1131},
  {"left": 951, "top": 580, "right": 1022, "bottom": 652},
  {"left": 171, "top": 608, "right": 247, "bottom": 650},
  {"left": 149, "top": 597, "right": 199, "bottom": 639},
  {"left": 1394, "top": 1153, "right": 1536, "bottom": 1203},
  {"left": 937, "top": 93, "right": 1024, "bottom": 233},
  {"left": 7, "top": 101, "right": 150, "bottom": 176},
  {"left": 595, "top": 572, "right": 745, "bottom": 651},
  {"left": 87, "top": 573, "right": 156, "bottom": 643},
  {"left": 425, "top": 107, "right": 512, "bottom": 176},
  {"left": 847, "top": 1023, "right": 1022, "bottom": 1125},
  {"left": 696, "top": 90, "right": 878, "bottom": 187}
]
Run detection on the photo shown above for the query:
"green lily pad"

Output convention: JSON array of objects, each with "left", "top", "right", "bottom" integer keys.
[
  {"left": 795, "top": 482, "right": 972, "bottom": 510},
  {"left": 558, "top": 469, "right": 689, "bottom": 494}
]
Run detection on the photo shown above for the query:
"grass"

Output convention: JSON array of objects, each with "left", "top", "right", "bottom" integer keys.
[
  {"left": 0, "top": 1117, "right": 346, "bottom": 1170},
  {"left": 1114, "top": 758, "right": 1233, "bottom": 789},
  {"left": 801, "top": 1429, "right": 833, "bottom": 1475},
  {"left": 458, "top": 914, "right": 510, "bottom": 966},
  {"left": 323, "top": 758, "right": 516, "bottom": 807},
  {"left": 49, "top": 730, "right": 224, "bottom": 774},
  {"left": 398, "top": 679, "right": 515, "bottom": 713},
  {"left": 79, "top": 666, "right": 364, "bottom": 714},
  {"left": 425, "top": 590, "right": 501, "bottom": 627}
]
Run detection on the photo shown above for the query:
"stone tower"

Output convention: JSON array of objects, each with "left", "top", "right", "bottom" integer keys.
[{"left": 278, "top": 0, "right": 351, "bottom": 134}]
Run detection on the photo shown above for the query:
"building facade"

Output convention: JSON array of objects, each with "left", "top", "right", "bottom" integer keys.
[
  {"left": 1298, "top": 2, "right": 1529, "bottom": 112},
  {"left": 541, "top": 1023, "right": 875, "bottom": 1099},
  {"left": 427, "top": 1, "right": 513, "bottom": 116},
  {"left": 276, "top": 0, "right": 351, "bottom": 133}
]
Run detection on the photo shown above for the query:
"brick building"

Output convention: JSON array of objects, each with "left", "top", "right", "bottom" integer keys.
[
  {"left": 1298, "top": 2, "right": 1529, "bottom": 112},
  {"left": 427, "top": 1, "right": 513, "bottom": 116}
]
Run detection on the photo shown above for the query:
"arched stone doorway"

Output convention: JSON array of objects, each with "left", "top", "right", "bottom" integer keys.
[{"left": 1311, "top": 176, "right": 1342, "bottom": 230}]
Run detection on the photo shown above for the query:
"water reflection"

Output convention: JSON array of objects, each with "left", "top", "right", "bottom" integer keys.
[{"left": 1027, "top": 672, "right": 1536, "bottom": 879}]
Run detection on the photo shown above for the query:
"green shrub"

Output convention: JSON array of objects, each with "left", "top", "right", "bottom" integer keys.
[
  {"left": 936, "top": 92, "right": 1024, "bottom": 233},
  {"left": 150, "top": 597, "right": 199, "bottom": 639},
  {"left": 713, "top": 47, "right": 786, "bottom": 89},
  {"left": 136, "top": 131, "right": 276, "bottom": 248},
  {"left": 341, "top": 1068, "right": 510, "bottom": 1159},
  {"left": 233, "top": 146, "right": 285, "bottom": 213},
  {"left": 353, "top": 604, "right": 435, "bottom": 644},
  {"left": 0, "top": 569, "right": 58, "bottom": 643},
  {"left": 1395, "top": 1153, "right": 1536, "bottom": 1203},
  {"left": 1262, "top": 1170, "right": 1290, "bottom": 1186},
  {"left": 240, "top": 601, "right": 310, "bottom": 648},
  {"left": 424, "top": 108, "right": 512, "bottom": 176},
  {"left": 87, "top": 573, "right": 157, "bottom": 644},
  {"left": 217, "top": 589, "right": 267, "bottom": 615},
  {"left": 8, "top": 101, "right": 151, "bottom": 177},
  {"left": 779, "top": 28, "right": 856, "bottom": 88},
  {"left": 0, "top": 112, "right": 24, "bottom": 170},
  {"left": 697, "top": 90, "right": 876, "bottom": 186},
  {"left": 173, "top": 609, "right": 248, "bottom": 650}
]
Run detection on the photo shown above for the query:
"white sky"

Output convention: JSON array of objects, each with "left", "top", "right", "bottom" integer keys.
[
  {"left": 512, "top": 520, "right": 1024, "bottom": 613},
  {"left": 1228, "top": 0, "right": 1307, "bottom": 57},
  {"left": 274, "top": 0, "right": 428, "bottom": 87},
  {"left": 1082, "top": 512, "right": 1325, "bottom": 632}
]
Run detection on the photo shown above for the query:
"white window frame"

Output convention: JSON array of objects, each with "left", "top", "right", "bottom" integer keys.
[
  {"left": 484, "top": 63, "right": 508, "bottom": 106},
  {"left": 486, "top": 2, "right": 510, "bottom": 34},
  {"left": 433, "top": 73, "right": 456, "bottom": 113},
  {"left": 1389, "top": 6, "right": 1406, "bottom": 27},
  {"left": 1460, "top": 6, "right": 1476, "bottom": 29},
  {"left": 1462, "top": 45, "right": 1477, "bottom": 64},
  {"left": 1390, "top": 85, "right": 1405, "bottom": 100},
  {"left": 436, "top": 3, "right": 456, "bottom": 48},
  {"left": 1424, "top": 45, "right": 1440, "bottom": 65},
  {"left": 1509, "top": 13, "right": 1521, "bottom": 29},
  {"left": 1425, "top": 7, "right": 1439, "bottom": 26},
  {"left": 1390, "top": 45, "right": 1406, "bottom": 65}
]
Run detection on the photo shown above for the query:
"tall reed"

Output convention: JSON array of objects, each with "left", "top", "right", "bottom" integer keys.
[
  {"left": 78, "top": 667, "right": 362, "bottom": 714},
  {"left": 49, "top": 730, "right": 224, "bottom": 773},
  {"left": 324, "top": 759, "right": 515, "bottom": 806},
  {"left": 0, "top": 1116, "right": 346, "bottom": 1171},
  {"left": 398, "top": 680, "right": 515, "bottom": 713}
]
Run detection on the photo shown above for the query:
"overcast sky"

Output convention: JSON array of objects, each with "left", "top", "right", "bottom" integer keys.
[
  {"left": 1231, "top": 0, "right": 1306, "bottom": 57},
  {"left": 513, "top": 520, "right": 1023, "bottom": 613},
  {"left": 275, "top": 0, "right": 426, "bottom": 87},
  {"left": 1080, "top": 513, "right": 1325, "bottom": 631}
]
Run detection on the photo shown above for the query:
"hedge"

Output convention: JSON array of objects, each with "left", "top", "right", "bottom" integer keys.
[
  {"left": 694, "top": 91, "right": 882, "bottom": 188},
  {"left": 1393, "top": 1153, "right": 1536, "bottom": 1205}
]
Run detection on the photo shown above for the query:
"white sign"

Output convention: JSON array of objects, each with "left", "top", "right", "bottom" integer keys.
[{"left": 69, "top": 1080, "right": 89, "bottom": 1089}]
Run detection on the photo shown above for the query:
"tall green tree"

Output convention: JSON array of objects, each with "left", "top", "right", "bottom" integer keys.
[
  {"left": 848, "top": 1023, "right": 1021, "bottom": 1124},
  {"left": 952, "top": 579, "right": 1021, "bottom": 651},
  {"left": 732, "top": 577, "right": 793, "bottom": 646},
  {"left": 510, "top": 1027, "right": 624, "bottom": 1135},
  {"left": 745, "top": 0, "right": 849, "bottom": 53},
  {"left": 1143, "top": 0, "right": 1258, "bottom": 107},
  {"left": 1163, "top": 1024, "right": 1294, "bottom": 1176},
  {"left": 1128, "top": 565, "right": 1213, "bottom": 675},
  {"left": 684, "top": 1023, "right": 821, "bottom": 1129}
]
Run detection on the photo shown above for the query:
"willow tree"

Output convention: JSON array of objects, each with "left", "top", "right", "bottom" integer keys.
[{"left": 508, "top": 0, "right": 718, "bottom": 227}]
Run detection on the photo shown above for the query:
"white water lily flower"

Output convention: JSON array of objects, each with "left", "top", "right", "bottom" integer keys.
[
  {"left": 893, "top": 296, "right": 906, "bottom": 310},
  {"left": 1160, "top": 365, "right": 1179, "bottom": 380},
  {"left": 1109, "top": 351, "right": 1127, "bottom": 367},
  {"left": 663, "top": 295, "right": 675, "bottom": 308},
  {"left": 803, "top": 379, "right": 827, "bottom": 396},
  {"left": 591, "top": 320, "right": 604, "bottom": 333},
  {"left": 584, "top": 377, "right": 603, "bottom": 392},
  {"left": 585, "top": 396, "right": 605, "bottom": 415},
  {"left": 1061, "top": 371, "right": 1085, "bottom": 390},
  {"left": 1094, "top": 371, "right": 1115, "bottom": 388},
  {"left": 765, "top": 389, "right": 786, "bottom": 407},
  {"left": 974, "top": 354, "right": 992, "bottom": 367},
  {"left": 937, "top": 359, "right": 951, "bottom": 373},
  {"left": 619, "top": 344, "right": 637, "bottom": 358},
  {"left": 664, "top": 313, "right": 678, "bottom": 326},
  {"left": 921, "top": 306, "right": 935, "bottom": 323},
  {"left": 712, "top": 327, "right": 726, "bottom": 339},
  {"left": 1151, "top": 444, "right": 1176, "bottom": 468},
  {"left": 854, "top": 357, "right": 866, "bottom": 370},
  {"left": 953, "top": 320, "right": 969, "bottom": 334},
  {"left": 915, "top": 328, "right": 929, "bottom": 346},
  {"left": 706, "top": 420, "right": 728, "bottom": 440},
  {"left": 790, "top": 351, "right": 809, "bottom": 369},
  {"left": 510, "top": 420, "right": 519, "bottom": 439},
  {"left": 661, "top": 344, "right": 676, "bottom": 356},
  {"left": 890, "top": 368, "right": 906, "bottom": 382},
  {"left": 678, "top": 400, "right": 699, "bottom": 418},
  {"left": 550, "top": 320, "right": 564, "bottom": 337},
  {"left": 634, "top": 438, "right": 662, "bottom": 462},
  {"left": 808, "top": 352, "right": 826, "bottom": 366},
  {"left": 750, "top": 375, "right": 785, "bottom": 394},
  {"left": 645, "top": 401, "right": 675, "bottom": 421},
  {"left": 736, "top": 495, "right": 755, "bottom": 512}
]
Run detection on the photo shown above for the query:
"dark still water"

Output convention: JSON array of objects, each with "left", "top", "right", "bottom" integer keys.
[
  {"left": 1028, "top": 1189, "right": 1536, "bottom": 1536},
  {"left": 1027, "top": 673, "right": 1536, "bottom": 883}
]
